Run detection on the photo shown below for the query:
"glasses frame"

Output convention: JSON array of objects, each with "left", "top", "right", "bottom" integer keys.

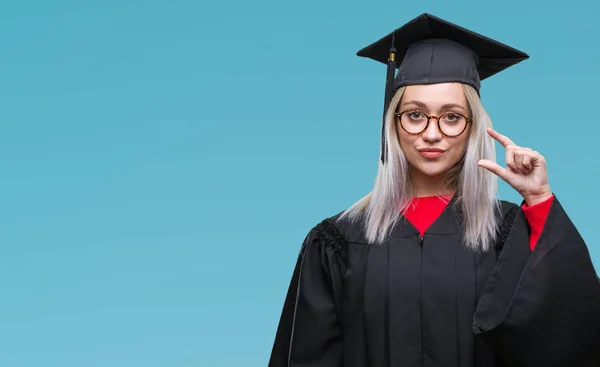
[{"left": 395, "top": 109, "right": 472, "bottom": 137}]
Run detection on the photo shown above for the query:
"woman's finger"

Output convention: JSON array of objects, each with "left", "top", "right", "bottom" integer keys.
[
  {"left": 506, "top": 145, "right": 518, "bottom": 172},
  {"left": 516, "top": 149, "right": 532, "bottom": 172},
  {"left": 522, "top": 152, "right": 532, "bottom": 170},
  {"left": 487, "top": 127, "right": 517, "bottom": 148},
  {"left": 514, "top": 149, "right": 525, "bottom": 171},
  {"left": 477, "top": 159, "right": 511, "bottom": 182}
]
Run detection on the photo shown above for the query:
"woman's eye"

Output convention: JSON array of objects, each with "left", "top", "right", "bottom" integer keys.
[
  {"left": 444, "top": 114, "right": 459, "bottom": 121},
  {"left": 409, "top": 111, "right": 423, "bottom": 119}
]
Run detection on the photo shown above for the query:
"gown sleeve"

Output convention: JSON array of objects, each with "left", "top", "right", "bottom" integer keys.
[
  {"left": 267, "top": 220, "right": 345, "bottom": 367},
  {"left": 521, "top": 195, "right": 554, "bottom": 251},
  {"left": 473, "top": 195, "right": 600, "bottom": 366}
]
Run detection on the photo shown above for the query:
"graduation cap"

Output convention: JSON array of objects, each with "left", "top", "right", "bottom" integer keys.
[{"left": 357, "top": 13, "right": 529, "bottom": 163}]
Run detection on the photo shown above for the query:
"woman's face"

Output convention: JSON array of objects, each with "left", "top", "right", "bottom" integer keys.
[{"left": 396, "top": 82, "right": 471, "bottom": 180}]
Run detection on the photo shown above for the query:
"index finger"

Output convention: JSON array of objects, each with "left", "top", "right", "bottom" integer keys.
[{"left": 487, "top": 127, "right": 516, "bottom": 148}]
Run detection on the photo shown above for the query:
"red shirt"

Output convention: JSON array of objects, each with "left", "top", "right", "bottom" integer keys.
[{"left": 403, "top": 194, "right": 555, "bottom": 251}]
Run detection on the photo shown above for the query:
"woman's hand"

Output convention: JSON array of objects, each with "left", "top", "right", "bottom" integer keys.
[{"left": 477, "top": 127, "right": 553, "bottom": 206}]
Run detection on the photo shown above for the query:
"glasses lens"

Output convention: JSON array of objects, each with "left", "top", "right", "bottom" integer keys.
[
  {"left": 439, "top": 113, "right": 467, "bottom": 136},
  {"left": 400, "top": 110, "right": 428, "bottom": 134}
]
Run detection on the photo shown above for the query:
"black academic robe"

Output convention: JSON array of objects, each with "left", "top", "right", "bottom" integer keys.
[{"left": 267, "top": 195, "right": 600, "bottom": 367}]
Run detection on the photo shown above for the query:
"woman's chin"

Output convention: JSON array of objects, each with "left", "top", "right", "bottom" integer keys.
[{"left": 412, "top": 162, "right": 450, "bottom": 178}]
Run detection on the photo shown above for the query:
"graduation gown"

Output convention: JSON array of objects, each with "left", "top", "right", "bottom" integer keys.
[{"left": 267, "top": 195, "right": 600, "bottom": 367}]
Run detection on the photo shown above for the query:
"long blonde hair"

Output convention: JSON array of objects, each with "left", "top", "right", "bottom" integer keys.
[{"left": 338, "top": 84, "right": 501, "bottom": 252}]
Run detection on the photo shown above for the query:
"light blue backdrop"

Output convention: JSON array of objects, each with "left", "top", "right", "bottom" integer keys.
[{"left": 0, "top": 0, "right": 598, "bottom": 366}]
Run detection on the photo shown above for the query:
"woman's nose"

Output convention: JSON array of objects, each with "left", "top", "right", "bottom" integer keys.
[{"left": 422, "top": 118, "right": 443, "bottom": 142}]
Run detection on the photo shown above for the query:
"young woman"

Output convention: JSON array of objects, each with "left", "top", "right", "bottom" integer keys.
[{"left": 268, "top": 13, "right": 600, "bottom": 367}]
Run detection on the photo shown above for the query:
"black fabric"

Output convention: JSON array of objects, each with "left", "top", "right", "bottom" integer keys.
[
  {"left": 395, "top": 38, "right": 482, "bottom": 93},
  {"left": 473, "top": 198, "right": 600, "bottom": 366},
  {"left": 267, "top": 196, "right": 600, "bottom": 367}
]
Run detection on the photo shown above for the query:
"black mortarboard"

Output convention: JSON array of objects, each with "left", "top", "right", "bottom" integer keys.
[{"left": 357, "top": 13, "right": 529, "bottom": 163}]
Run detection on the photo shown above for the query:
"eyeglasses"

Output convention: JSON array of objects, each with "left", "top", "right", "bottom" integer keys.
[{"left": 395, "top": 109, "right": 472, "bottom": 137}]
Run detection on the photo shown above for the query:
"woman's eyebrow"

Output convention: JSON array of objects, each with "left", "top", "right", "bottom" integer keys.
[
  {"left": 401, "top": 100, "right": 468, "bottom": 112},
  {"left": 440, "top": 103, "right": 468, "bottom": 112},
  {"left": 401, "top": 100, "right": 428, "bottom": 108}
]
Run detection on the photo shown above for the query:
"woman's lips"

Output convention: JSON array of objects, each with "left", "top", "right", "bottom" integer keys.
[{"left": 418, "top": 149, "right": 446, "bottom": 159}]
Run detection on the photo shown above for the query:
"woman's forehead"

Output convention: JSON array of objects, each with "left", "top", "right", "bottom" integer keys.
[{"left": 401, "top": 83, "right": 467, "bottom": 109}]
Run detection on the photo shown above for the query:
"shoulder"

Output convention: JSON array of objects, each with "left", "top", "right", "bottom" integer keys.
[
  {"left": 304, "top": 208, "right": 369, "bottom": 249},
  {"left": 498, "top": 199, "right": 520, "bottom": 217},
  {"left": 495, "top": 200, "right": 523, "bottom": 245},
  {"left": 497, "top": 199, "right": 523, "bottom": 228}
]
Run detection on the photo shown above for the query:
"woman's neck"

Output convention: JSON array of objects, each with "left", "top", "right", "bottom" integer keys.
[{"left": 411, "top": 170, "right": 455, "bottom": 198}]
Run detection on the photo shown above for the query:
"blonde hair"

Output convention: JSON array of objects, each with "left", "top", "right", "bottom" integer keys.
[{"left": 338, "top": 84, "right": 501, "bottom": 252}]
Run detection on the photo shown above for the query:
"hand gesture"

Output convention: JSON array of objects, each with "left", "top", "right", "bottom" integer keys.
[{"left": 477, "top": 128, "right": 553, "bottom": 206}]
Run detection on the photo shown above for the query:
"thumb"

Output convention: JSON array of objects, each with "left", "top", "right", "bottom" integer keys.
[{"left": 477, "top": 159, "right": 509, "bottom": 181}]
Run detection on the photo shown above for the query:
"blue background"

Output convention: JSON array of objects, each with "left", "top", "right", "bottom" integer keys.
[{"left": 0, "top": 0, "right": 598, "bottom": 366}]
